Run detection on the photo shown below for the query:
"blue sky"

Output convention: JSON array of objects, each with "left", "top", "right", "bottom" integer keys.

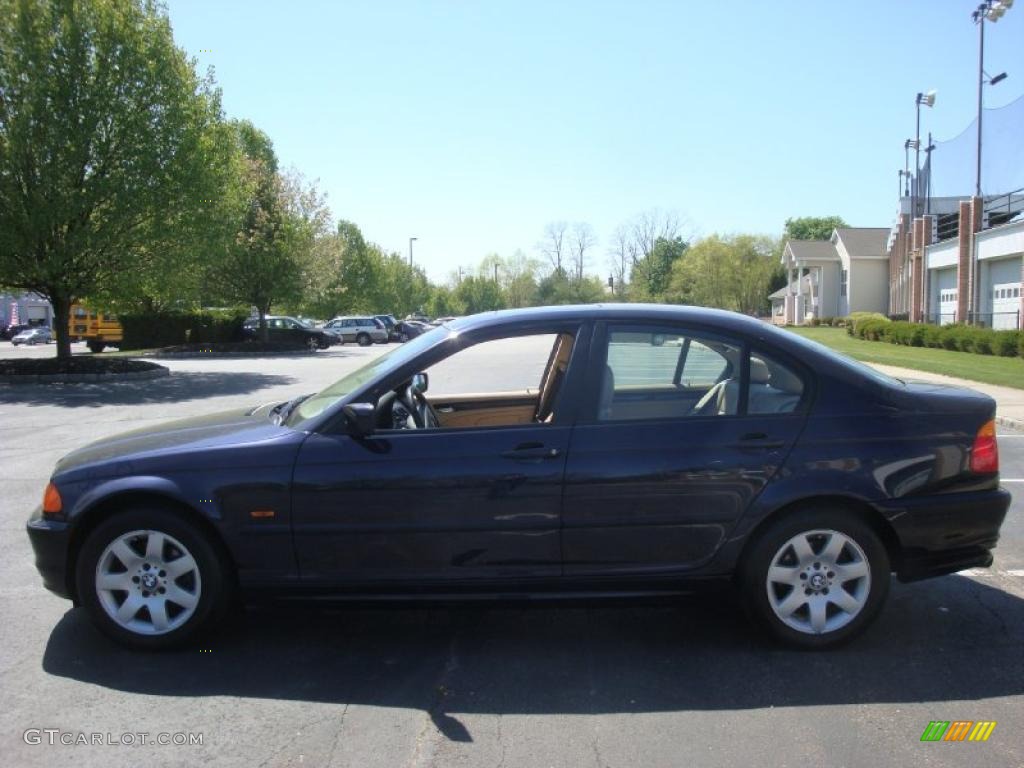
[{"left": 165, "top": 0, "right": 1024, "bottom": 281}]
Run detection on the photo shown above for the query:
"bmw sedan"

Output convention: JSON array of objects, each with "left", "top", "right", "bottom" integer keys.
[{"left": 26, "top": 305, "right": 1010, "bottom": 650}]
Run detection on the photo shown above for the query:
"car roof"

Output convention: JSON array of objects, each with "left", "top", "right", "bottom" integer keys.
[{"left": 447, "top": 303, "right": 768, "bottom": 335}]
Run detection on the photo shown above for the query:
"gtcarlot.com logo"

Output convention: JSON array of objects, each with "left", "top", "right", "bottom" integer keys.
[
  {"left": 23, "top": 729, "right": 203, "bottom": 747},
  {"left": 921, "top": 721, "right": 997, "bottom": 742}
]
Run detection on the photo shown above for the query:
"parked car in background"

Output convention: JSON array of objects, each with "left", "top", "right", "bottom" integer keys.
[
  {"left": 11, "top": 326, "right": 52, "bottom": 345},
  {"left": 323, "top": 316, "right": 389, "bottom": 346},
  {"left": 374, "top": 314, "right": 402, "bottom": 342},
  {"left": 2, "top": 323, "right": 33, "bottom": 340},
  {"left": 26, "top": 304, "right": 1010, "bottom": 650},
  {"left": 242, "top": 316, "right": 331, "bottom": 351},
  {"left": 394, "top": 320, "right": 428, "bottom": 341},
  {"left": 404, "top": 313, "right": 430, "bottom": 324}
]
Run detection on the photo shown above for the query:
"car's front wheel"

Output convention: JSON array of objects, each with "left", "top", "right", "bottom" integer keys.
[
  {"left": 305, "top": 336, "right": 320, "bottom": 352},
  {"left": 740, "top": 508, "right": 890, "bottom": 649},
  {"left": 76, "top": 507, "right": 231, "bottom": 650}
]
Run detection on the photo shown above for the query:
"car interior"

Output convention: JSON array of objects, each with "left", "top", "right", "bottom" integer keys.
[
  {"left": 597, "top": 332, "right": 803, "bottom": 422},
  {"left": 375, "top": 331, "right": 576, "bottom": 430}
]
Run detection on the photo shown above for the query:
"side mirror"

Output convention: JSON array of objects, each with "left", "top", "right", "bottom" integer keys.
[
  {"left": 411, "top": 372, "right": 429, "bottom": 394},
  {"left": 342, "top": 402, "right": 376, "bottom": 437}
]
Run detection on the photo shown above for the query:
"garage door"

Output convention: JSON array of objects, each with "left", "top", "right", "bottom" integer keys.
[{"left": 992, "top": 283, "right": 1021, "bottom": 329}]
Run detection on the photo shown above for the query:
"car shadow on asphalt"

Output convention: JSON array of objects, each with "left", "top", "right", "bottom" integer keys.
[
  {"left": 41, "top": 574, "right": 1023, "bottom": 742},
  {"left": 0, "top": 371, "right": 297, "bottom": 407}
]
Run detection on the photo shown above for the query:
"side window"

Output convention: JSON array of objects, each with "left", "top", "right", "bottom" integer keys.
[
  {"left": 599, "top": 326, "right": 740, "bottom": 421},
  {"left": 679, "top": 340, "right": 728, "bottom": 387},
  {"left": 748, "top": 352, "right": 805, "bottom": 415}
]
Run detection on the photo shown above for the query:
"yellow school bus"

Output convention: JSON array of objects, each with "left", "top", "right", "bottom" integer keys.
[{"left": 69, "top": 304, "right": 123, "bottom": 353}]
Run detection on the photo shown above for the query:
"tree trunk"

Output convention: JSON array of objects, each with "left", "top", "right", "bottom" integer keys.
[
  {"left": 259, "top": 303, "right": 270, "bottom": 342},
  {"left": 52, "top": 294, "right": 73, "bottom": 360}
]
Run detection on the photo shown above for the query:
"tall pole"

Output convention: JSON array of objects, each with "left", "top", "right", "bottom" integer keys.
[
  {"left": 915, "top": 93, "right": 922, "bottom": 217},
  {"left": 976, "top": 11, "right": 985, "bottom": 197},
  {"left": 408, "top": 237, "right": 417, "bottom": 268}
]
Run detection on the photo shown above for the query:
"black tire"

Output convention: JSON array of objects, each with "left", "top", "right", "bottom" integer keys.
[
  {"left": 739, "top": 507, "right": 890, "bottom": 650},
  {"left": 87, "top": 341, "right": 105, "bottom": 353},
  {"left": 356, "top": 333, "right": 371, "bottom": 347},
  {"left": 305, "top": 336, "right": 320, "bottom": 352},
  {"left": 75, "top": 507, "right": 232, "bottom": 650},
  {"left": 317, "top": 337, "right": 330, "bottom": 350}
]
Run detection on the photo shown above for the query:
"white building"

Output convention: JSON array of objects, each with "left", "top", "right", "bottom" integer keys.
[{"left": 776, "top": 228, "right": 890, "bottom": 325}]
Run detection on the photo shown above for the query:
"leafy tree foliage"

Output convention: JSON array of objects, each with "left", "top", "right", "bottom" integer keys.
[
  {"left": 783, "top": 216, "right": 848, "bottom": 242},
  {"left": 668, "top": 234, "right": 782, "bottom": 315},
  {"left": 0, "top": 0, "right": 227, "bottom": 357}
]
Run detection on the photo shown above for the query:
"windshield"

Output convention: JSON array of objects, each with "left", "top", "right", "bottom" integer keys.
[{"left": 285, "top": 324, "right": 450, "bottom": 426}]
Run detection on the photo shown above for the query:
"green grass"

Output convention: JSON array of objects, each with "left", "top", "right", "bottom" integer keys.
[{"left": 787, "top": 326, "right": 1024, "bottom": 390}]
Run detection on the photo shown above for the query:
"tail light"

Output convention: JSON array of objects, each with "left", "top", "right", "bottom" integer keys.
[{"left": 969, "top": 419, "right": 999, "bottom": 474}]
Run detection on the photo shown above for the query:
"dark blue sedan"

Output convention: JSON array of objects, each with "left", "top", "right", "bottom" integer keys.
[{"left": 26, "top": 305, "right": 1011, "bottom": 650}]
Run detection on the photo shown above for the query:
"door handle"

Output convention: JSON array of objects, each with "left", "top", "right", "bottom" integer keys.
[
  {"left": 735, "top": 432, "right": 786, "bottom": 450},
  {"left": 436, "top": 406, "right": 455, "bottom": 413},
  {"left": 501, "top": 442, "right": 561, "bottom": 460}
]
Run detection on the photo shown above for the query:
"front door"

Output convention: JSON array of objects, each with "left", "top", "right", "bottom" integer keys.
[
  {"left": 290, "top": 327, "right": 587, "bottom": 585},
  {"left": 562, "top": 323, "right": 808, "bottom": 575}
]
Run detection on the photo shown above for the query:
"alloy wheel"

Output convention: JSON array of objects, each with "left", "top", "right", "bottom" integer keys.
[
  {"left": 94, "top": 529, "right": 201, "bottom": 636},
  {"left": 764, "top": 528, "right": 871, "bottom": 635}
]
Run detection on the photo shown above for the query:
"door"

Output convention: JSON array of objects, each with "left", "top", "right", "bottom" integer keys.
[
  {"left": 290, "top": 327, "right": 587, "bottom": 585},
  {"left": 562, "top": 323, "right": 809, "bottom": 576}
]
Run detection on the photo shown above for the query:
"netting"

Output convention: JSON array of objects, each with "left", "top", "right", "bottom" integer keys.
[{"left": 926, "top": 93, "right": 1024, "bottom": 198}]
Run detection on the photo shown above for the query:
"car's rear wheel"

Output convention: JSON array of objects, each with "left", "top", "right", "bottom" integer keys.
[
  {"left": 357, "top": 332, "right": 371, "bottom": 346},
  {"left": 740, "top": 508, "right": 890, "bottom": 649},
  {"left": 76, "top": 508, "right": 231, "bottom": 650},
  {"left": 305, "top": 336, "right": 320, "bottom": 352}
]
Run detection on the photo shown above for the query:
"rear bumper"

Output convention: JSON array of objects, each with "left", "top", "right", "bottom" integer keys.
[
  {"left": 876, "top": 487, "right": 1011, "bottom": 582},
  {"left": 26, "top": 507, "right": 73, "bottom": 600}
]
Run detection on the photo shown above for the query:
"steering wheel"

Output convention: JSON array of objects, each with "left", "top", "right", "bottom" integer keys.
[{"left": 408, "top": 386, "right": 441, "bottom": 429}]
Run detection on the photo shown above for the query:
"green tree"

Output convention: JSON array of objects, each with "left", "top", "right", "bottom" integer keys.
[
  {"left": 0, "top": 0, "right": 227, "bottom": 357},
  {"left": 630, "top": 236, "right": 688, "bottom": 301},
  {"left": 783, "top": 216, "right": 848, "bottom": 241},
  {"left": 668, "top": 234, "right": 781, "bottom": 315},
  {"left": 204, "top": 121, "right": 303, "bottom": 339},
  {"left": 452, "top": 274, "right": 505, "bottom": 313}
]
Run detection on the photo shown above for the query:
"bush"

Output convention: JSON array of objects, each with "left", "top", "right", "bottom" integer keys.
[
  {"left": 1020, "top": 331, "right": 1024, "bottom": 358},
  {"left": 831, "top": 317, "right": 846, "bottom": 327},
  {"left": 993, "top": 330, "right": 1021, "bottom": 357},
  {"left": 858, "top": 318, "right": 891, "bottom": 341},
  {"left": 887, "top": 321, "right": 927, "bottom": 346},
  {"left": 922, "top": 325, "right": 944, "bottom": 349},
  {"left": 847, "top": 312, "right": 889, "bottom": 338},
  {"left": 808, "top": 317, "right": 820, "bottom": 327},
  {"left": 119, "top": 309, "right": 247, "bottom": 350}
]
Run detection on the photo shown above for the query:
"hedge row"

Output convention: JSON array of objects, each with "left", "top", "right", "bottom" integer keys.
[
  {"left": 847, "top": 314, "right": 1024, "bottom": 357},
  {"left": 119, "top": 310, "right": 247, "bottom": 350}
]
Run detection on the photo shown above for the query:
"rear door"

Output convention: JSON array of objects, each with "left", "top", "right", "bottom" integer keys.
[{"left": 561, "top": 322, "right": 810, "bottom": 575}]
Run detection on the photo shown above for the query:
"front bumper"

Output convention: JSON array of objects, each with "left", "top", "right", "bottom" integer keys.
[
  {"left": 876, "top": 487, "right": 1011, "bottom": 582},
  {"left": 26, "top": 507, "right": 74, "bottom": 600}
]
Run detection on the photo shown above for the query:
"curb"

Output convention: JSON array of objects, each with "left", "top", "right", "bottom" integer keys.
[
  {"left": 996, "top": 414, "right": 1024, "bottom": 431},
  {"left": 152, "top": 349, "right": 313, "bottom": 359},
  {"left": 0, "top": 366, "right": 170, "bottom": 385}
]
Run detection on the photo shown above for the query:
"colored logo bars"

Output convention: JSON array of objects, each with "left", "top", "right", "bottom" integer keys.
[{"left": 920, "top": 721, "right": 997, "bottom": 742}]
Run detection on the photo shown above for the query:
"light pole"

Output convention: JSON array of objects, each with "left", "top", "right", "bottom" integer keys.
[
  {"left": 408, "top": 237, "right": 417, "bottom": 268},
  {"left": 972, "top": 0, "right": 1012, "bottom": 197},
  {"left": 915, "top": 90, "right": 936, "bottom": 216}
]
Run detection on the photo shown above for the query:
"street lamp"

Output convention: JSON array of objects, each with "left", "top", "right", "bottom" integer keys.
[
  {"left": 408, "top": 237, "right": 417, "bottom": 268},
  {"left": 914, "top": 90, "right": 936, "bottom": 215},
  {"left": 972, "top": 0, "right": 1013, "bottom": 197}
]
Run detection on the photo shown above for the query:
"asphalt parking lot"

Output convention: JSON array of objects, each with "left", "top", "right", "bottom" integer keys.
[{"left": 1, "top": 340, "right": 1021, "bottom": 768}]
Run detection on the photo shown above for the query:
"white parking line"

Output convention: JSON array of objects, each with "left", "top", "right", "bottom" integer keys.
[{"left": 1000, "top": 479, "right": 1024, "bottom": 483}]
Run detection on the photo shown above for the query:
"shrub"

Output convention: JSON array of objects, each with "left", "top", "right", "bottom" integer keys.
[
  {"left": 832, "top": 317, "right": 846, "bottom": 327},
  {"left": 993, "top": 330, "right": 1021, "bottom": 357},
  {"left": 808, "top": 317, "right": 821, "bottom": 327},
  {"left": 819, "top": 316, "right": 834, "bottom": 327},
  {"left": 858, "top": 318, "right": 891, "bottom": 341},
  {"left": 120, "top": 310, "right": 247, "bottom": 350},
  {"left": 922, "top": 325, "right": 944, "bottom": 349},
  {"left": 1020, "top": 331, "right": 1024, "bottom": 358},
  {"left": 848, "top": 312, "right": 889, "bottom": 338}
]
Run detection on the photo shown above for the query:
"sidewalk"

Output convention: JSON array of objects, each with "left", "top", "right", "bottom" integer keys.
[{"left": 870, "top": 363, "right": 1024, "bottom": 431}]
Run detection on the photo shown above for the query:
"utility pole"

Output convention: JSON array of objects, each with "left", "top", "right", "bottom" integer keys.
[{"left": 408, "top": 237, "right": 417, "bottom": 268}]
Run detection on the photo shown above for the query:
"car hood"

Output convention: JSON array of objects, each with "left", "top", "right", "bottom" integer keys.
[{"left": 53, "top": 405, "right": 298, "bottom": 478}]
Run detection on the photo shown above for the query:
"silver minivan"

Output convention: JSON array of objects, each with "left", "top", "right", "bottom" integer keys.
[{"left": 323, "top": 316, "right": 389, "bottom": 346}]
